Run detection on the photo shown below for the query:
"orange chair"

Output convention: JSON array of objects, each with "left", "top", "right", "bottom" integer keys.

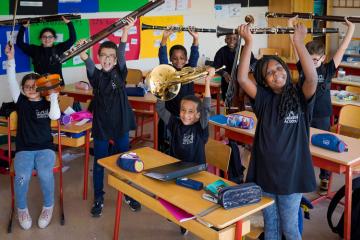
[
  {"left": 205, "top": 139, "right": 232, "bottom": 178},
  {"left": 259, "top": 48, "right": 282, "bottom": 57},
  {"left": 1, "top": 112, "right": 65, "bottom": 233},
  {"left": 345, "top": 86, "right": 360, "bottom": 95}
]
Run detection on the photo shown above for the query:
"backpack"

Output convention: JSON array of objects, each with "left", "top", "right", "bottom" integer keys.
[
  {"left": 227, "top": 140, "right": 245, "bottom": 184},
  {"left": 0, "top": 101, "right": 16, "bottom": 117},
  {"left": 327, "top": 176, "right": 360, "bottom": 240}
]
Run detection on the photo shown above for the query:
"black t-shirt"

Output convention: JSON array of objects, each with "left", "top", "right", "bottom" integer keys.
[
  {"left": 297, "top": 60, "right": 336, "bottom": 118},
  {"left": 247, "top": 86, "right": 316, "bottom": 194},
  {"left": 15, "top": 94, "right": 53, "bottom": 152},
  {"left": 167, "top": 116, "right": 208, "bottom": 164},
  {"left": 89, "top": 67, "right": 136, "bottom": 140}
]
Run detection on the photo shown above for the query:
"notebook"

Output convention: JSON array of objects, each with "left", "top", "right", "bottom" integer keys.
[{"left": 143, "top": 162, "right": 207, "bottom": 181}]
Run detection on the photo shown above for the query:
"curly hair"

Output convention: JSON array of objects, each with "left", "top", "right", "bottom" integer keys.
[{"left": 253, "top": 55, "right": 302, "bottom": 120}]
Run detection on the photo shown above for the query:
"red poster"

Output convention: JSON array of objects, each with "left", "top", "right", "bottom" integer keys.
[{"left": 89, "top": 18, "right": 140, "bottom": 63}]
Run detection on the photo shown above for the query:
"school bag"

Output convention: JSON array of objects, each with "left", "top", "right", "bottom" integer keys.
[
  {"left": 227, "top": 140, "right": 246, "bottom": 184},
  {"left": 327, "top": 176, "right": 360, "bottom": 240}
]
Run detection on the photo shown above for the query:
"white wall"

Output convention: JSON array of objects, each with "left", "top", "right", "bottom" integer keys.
[{"left": 0, "top": 1, "right": 268, "bottom": 104}]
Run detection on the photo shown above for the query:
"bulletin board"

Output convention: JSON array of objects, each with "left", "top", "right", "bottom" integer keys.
[
  {"left": 0, "top": 0, "right": 9, "bottom": 15},
  {"left": 98, "top": 0, "right": 148, "bottom": 12},
  {"left": 0, "top": 25, "right": 31, "bottom": 74},
  {"left": 140, "top": 15, "right": 184, "bottom": 59},
  {"left": 28, "top": 19, "right": 90, "bottom": 68},
  {"left": 89, "top": 18, "right": 141, "bottom": 63},
  {"left": 58, "top": 0, "right": 99, "bottom": 13}
]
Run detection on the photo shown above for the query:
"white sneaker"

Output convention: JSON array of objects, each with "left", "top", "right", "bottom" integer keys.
[
  {"left": 38, "top": 206, "right": 53, "bottom": 229},
  {"left": 18, "top": 208, "right": 32, "bottom": 230}
]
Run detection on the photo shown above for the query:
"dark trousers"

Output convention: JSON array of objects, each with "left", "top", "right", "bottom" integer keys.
[
  {"left": 311, "top": 117, "right": 331, "bottom": 180},
  {"left": 93, "top": 133, "right": 129, "bottom": 201}
]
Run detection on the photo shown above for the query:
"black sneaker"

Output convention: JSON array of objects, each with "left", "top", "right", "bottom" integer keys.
[
  {"left": 124, "top": 196, "right": 141, "bottom": 212},
  {"left": 91, "top": 200, "right": 104, "bottom": 217},
  {"left": 180, "top": 226, "right": 188, "bottom": 235}
]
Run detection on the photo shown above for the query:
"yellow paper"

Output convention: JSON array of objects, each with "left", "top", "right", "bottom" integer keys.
[{"left": 140, "top": 15, "right": 184, "bottom": 59}]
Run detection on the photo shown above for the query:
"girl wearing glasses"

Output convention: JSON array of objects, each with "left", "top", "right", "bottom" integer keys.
[{"left": 16, "top": 16, "right": 76, "bottom": 86}]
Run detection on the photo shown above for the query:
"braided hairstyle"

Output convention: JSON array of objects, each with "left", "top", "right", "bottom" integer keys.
[{"left": 253, "top": 55, "right": 302, "bottom": 120}]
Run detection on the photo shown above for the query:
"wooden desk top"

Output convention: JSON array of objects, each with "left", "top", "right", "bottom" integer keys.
[
  {"left": 194, "top": 77, "right": 221, "bottom": 87},
  {"left": 331, "top": 96, "right": 360, "bottom": 107},
  {"left": 98, "top": 147, "right": 273, "bottom": 229},
  {"left": 339, "top": 61, "right": 360, "bottom": 70},
  {"left": 128, "top": 93, "right": 157, "bottom": 103},
  {"left": 210, "top": 111, "right": 360, "bottom": 166},
  {"left": 58, "top": 122, "right": 92, "bottom": 133},
  {"left": 332, "top": 76, "right": 360, "bottom": 88}
]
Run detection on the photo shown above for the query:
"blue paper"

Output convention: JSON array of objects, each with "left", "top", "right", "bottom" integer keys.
[
  {"left": 209, "top": 114, "right": 228, "bottom": 125},
  {"left": 58, "top": 0, "right": 99, "bottom": 13}
]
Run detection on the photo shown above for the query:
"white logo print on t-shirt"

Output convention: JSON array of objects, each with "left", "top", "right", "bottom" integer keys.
[
  {"left": 284, "top": 111, "right": 299, "bottom": 124},
  {"left": 36, "top": 109, "right": 49, "bottom": 119},
  {"left": 182, "top": 133, "right": 194, "bottom": 145}
]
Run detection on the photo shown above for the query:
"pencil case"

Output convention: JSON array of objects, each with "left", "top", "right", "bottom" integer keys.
[
  {"left": 218, "top": 183, "right": 262, "bottom": 210},
  {"left": 125, "top": 87, "right": 146, "bottom": 97},
  {"left": 311, "top": 133, "right": 348, "bottom": 153},
  {"left": 227, "top": 114, "right": 254, "bottom": 129},
  {"left": 117, "top": 152, "right": 144, "bottom": 173}
]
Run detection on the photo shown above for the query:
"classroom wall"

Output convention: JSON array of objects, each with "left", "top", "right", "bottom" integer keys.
[{"left": 0, "top": 1, "right": 268, "bottom": 104}]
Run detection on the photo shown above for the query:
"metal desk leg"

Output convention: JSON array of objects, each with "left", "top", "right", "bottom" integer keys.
[
  {"left": 83, "top": 129, "right": 90, "bottom": 200},
  {"left": 344, "top": 166, "right": 353, "bottom": 240},
  {"left": 235, "top": 220, "right": 243, "bottom": 239},
  {"left": 113, "top": 191, "right": 123, "bottom": 240}
]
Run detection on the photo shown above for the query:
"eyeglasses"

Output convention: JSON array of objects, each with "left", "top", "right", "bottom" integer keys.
[
  {"left": 23, "top": 85, "right": 36, "bottom": 91},
  {"left": 99, "top": 54, "right": 117, "bottom": 61},
  {"left": 312, "top": 55, "right": 324, "bottom": 62},
  {"left": 41, "top": 35, "right": 55, "bottom": 40}
]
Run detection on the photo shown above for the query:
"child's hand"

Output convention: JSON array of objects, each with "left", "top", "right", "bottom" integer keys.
[
  {"left": 238, "top": 24, "right": 252, "bottom": 43},
  {"left": 23, "top": 20, "right": 30, "bottom": 28},
  {"left": 343, "top": 17, "right": 355, "bottom": 31},
  {"left": 77, "top": 39, "right": 88, "bottom": 60},
  {"left": 123, "top": 17, "right": 136, "bottom": 32},
  {"left": 223, "top": 72, "right": 231, "bottom": 83},
  {"left": 5, "top": 43, "right": 14, "bottom": 60},
  {"left": 163, "top": 26, "right": 174, "bottom": 39},
  {"left": 293, "top": 23, "right": 307, "bottom": 43},
  {"left": 188, "top": 26, "right": 199, "bottom": 40},
  {"left": 62, "top": 16, "right": 70, "bottom": 24},
  {"left": 287, "top": 15, "right": 298, "bottom": 28},
  {"left": 206, "top": 67, "right": 216, "bottom": 79}
]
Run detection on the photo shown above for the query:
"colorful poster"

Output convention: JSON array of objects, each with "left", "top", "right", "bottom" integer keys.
[
  {"left": 140, "top": 15, "right": 184, "bottom": 59},
  {"left": 0, "top": 0, "right": 9, "bottom": 15},
  {"left": 58, "top": 0, "right": 99, "bottom": 13},
  {"left": 89, "top": 18, "right": 140, "bottom": 63},
  {"left": 99, "top": 0, "right": 148, "bottom": 12},
  {"left": 0, "top": 25, "right": 31, "bottom": 75},
  {"left": 28, "top": 19, "right": 90, "bottom": 68}
]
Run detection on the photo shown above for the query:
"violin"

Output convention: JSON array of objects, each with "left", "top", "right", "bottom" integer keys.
[{"left": 35, "top": 74, "right": 62, "bottom": 97}]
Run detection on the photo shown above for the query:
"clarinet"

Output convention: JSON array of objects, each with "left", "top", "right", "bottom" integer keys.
[
  {"left": 141, "top": 24, "right": 216, "bottom": 33},
  {"left": 0, "top": 14, "right": 81, "bottom": 26},
  {"left": 216, "top": 26, "right": 339, "bottom": 37},
  {"left": 265, "top": 12, "right": 360, "bottom": 23},
  {"left": 58, "top": 0, "right": 165, "bottom": 63}
]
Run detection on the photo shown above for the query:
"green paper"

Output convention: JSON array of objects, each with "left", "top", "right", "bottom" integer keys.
[
  {"left": 29, "top": 19, "right": 90, "bottom": 68},
  {"left": 99, "top": 0, "right": 148, "bottom": 12},
  {"left": 0, "top": 0, "right": 9, "bottom": 15}
]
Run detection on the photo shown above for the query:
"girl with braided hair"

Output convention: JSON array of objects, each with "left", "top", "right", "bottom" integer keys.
[{"left": 237, "top": 23, "right": 318, "bottom": 240}]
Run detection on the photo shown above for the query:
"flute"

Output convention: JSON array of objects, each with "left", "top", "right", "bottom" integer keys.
[
  {"left": 0, "top": 14, "right": 81, "bottom": 26},
  {"left": 141, "top": 23, "right": 216, "bottom": 33},
  {"left": 265, "top": 12, "right": 360, "bottom": 23},
  {"left": 58, "top": 0, "right": 164, "bottom": 63},
  {"left": 216, "top": 26, "right": 339, "bottom": 37}
]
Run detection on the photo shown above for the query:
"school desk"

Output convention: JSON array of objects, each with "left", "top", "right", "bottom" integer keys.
[
  {"left": 98, "top": 147, "right": 273, "bottom": 240},
  {"left": 194, "top": 77, "right": 222, "bottom": 114},
  {"left": 209, "top": 111, "right": 360, "bottom": 240},
  {"left": 331, "top": 95, "right": 360, "bottom": 125},
  {"left": 61, "top": 84, "right": 159, "bottom": 149},
  {"left": 339, "top": 61, "right": 360, "bottom": 76},
  {"left": 331, "top": 76, "right": 360, "bottom": 90},
  {"left": 53, "top": 121, "right": 92, "bottom": 200}
]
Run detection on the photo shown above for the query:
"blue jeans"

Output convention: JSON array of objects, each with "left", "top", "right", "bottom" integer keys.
[
  {"left": 93, "top": 133, "right": 129, "bottom": 201},
  {"left": 262, "top": 192, "right": 302, "bottom": 240},
  {"left": 14, "top": 149, "right": 55, "bottom": 209}
]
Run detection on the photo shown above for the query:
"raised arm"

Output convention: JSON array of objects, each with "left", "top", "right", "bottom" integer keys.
[
  {"left": 156, "top": 100, "right": 171, "bottom": 125},
  {"left": 48, "top": 93, "right": 61, "bottom": 120},
  {"left": 5, "top": 43, "right": 20, "bottom": 103},
  {"left": 288, "top": 16, "right": 299, "bottom": 61},
  {"left": 333, "top": 18, "right": 355, "bottom": 68},
  {"left": 293, "top": 23, "right": 317, "bottom": 100},
  {"left": 237, "top": 24, "right": 257, "bottom": 99},
  {"left": 16, "top": 22, "right": 35, "bottom": 57},
  {"left": 200, "top": 67, "right": 215, "bottom": 128},
  {"left": 79, "top": 39, "right": 96, "bottom": 78},
  {"left": 187, "top": 26, "right": 199, "bottom": 67},
  {"left": 56, "top": 16, "right": 76, "bottom": 52},
  {"left": 117, "top": 17, "right": 135, "bottom": 72},
  {"left": 158, "top": 28, "right": 174, "bottom": 64}
]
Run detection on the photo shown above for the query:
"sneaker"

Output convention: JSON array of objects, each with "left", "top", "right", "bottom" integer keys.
[
  {"left": 180, "top": 226, "right": 189, "bottom": 235},
  {"left": 318, "top": 179, "right": 329, "bottom": 196},
  {"left": 38, "top": 206, "right": 54, "bottom": 229},
  {"left": 91, "top": 200, "right": 104, "bottom": 217},
  {"left": 124, "top": 196, "right": 141, "bottom": 212},
  {"left": 18, "top": 208, "right": 32, "bottom": 230}
]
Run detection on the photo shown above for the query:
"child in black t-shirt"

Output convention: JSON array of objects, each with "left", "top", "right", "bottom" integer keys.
[
  {"left": 79, "top": 18, "right": 138, "bottom": 216},
  {"left": 237, "top": 23, "right": 317, "bottom": 239},
  {"left": 5, "top": 43, "right": 61, "bottom": 230},
  {"left": 16, "top": 16, "right": 76, "bottom": 86},
  {"left": 289, "top": 16, "right": 355, "bottom": 193},
  {"left": 156, "top": 67, "right": 215, "bottom": 164}
]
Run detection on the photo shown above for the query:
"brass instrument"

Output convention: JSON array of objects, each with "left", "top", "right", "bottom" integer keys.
[
  {"left": 216, "top": 26, "right": 339, "bottom": 37},
  {"left": 265, "top": 12, "right": 360, "bottom": 23},
  {"left": 145, "top": 65, "right": 225, "bottom": 101},
  {"left": 141, "top": 23, "right": 216, "bottom": 33}
]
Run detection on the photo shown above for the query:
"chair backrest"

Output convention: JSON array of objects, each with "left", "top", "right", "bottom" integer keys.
[
  {"left": 126, "top": 68, "right": 143, "bottom": 85},
  {"left": 205, "top": 139, "right": 231, "bottom": 172},
  {"left": 259, "top": 48, "right": 282, "bottom": 57},
  {"left": 345, "top": 86, "right": 360, "bottom": 95},
  {"left": 337, "top": 105, "right": 360, "bottom": 132},
  {"left": 59, "top": 95, "right": 74, "bottom": 113}
]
